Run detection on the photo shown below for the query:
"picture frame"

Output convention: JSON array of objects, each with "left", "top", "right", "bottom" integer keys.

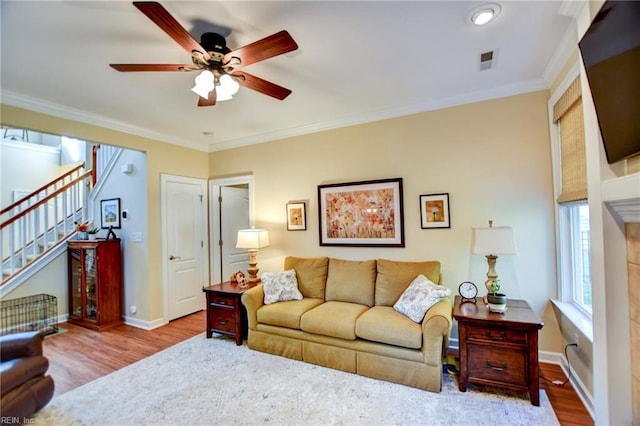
[
  {"left": 318, "top": 178, "right": 404, "bottom": 247},
  {"left": 420, "top": 193, "right": 450, "bottom": 229},
  {"left": 100, "top": 197, "right": 121, "bottom": 229},
  {"left": 286, "top": 202, "right": 307, "bottom": 231}
]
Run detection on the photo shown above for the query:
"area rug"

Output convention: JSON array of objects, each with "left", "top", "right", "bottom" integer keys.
[{"left": 34, "top": 334, "right": 559, "bottom": 425}]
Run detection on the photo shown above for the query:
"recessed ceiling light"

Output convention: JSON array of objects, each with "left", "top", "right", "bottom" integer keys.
[{"left": 468, "top": 3, "right": 501, "bottom": 26}]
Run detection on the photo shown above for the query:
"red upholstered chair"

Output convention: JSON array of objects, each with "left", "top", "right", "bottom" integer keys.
[{"left": 0, "top": 331, "right": 55, "bottom": 422}]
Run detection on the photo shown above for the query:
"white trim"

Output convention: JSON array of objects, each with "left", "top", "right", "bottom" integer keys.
[
  {"left": 448, "top": 341, "right": 594, "bottom": 420},
  {"left": 0, "top": 242, "right": 68, "bottom": 298},
  {"left": 539, "top": 350, "right": 595, "bottom": 419},
  {"left": 122, "top": 315, "right": 167, "bottom": 331},
  {"left": 1, "top": 138, "right": 60, "bottom": 154},
  {"left": 208, "top": 175, "right": 254, "bottom": 284},
  {"left": 2, "top": 91, "right": 208, "bottom": 153},
  {"left": 208, "top": 78, "right": 548, "bottom": 152},
  {"left": 160, "top": 174, "right": 209, "bottom": 324},
  {"left": 551, "top": 300, "right": 593, "bottom": 342}
]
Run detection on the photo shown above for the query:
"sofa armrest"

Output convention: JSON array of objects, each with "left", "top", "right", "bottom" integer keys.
[
  {"left": 420, "top": 297, "right": 453, "bottom": 365},
  {"left": 241, "top": 284, "right": 264, "bottom": 330},
  {"left": 0, "top": 331, "right": 46, "bottom": 362}
]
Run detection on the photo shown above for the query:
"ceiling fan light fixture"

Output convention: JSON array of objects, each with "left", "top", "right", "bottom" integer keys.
[
  {"left": 191, "top": 70, "right": 215, "bottom": 99},
  {"left": 216, "top": 74, "right": 240, "bottom": 101},
  {"left": 469, "top": 3, "right": 501, "bottom": 25}
]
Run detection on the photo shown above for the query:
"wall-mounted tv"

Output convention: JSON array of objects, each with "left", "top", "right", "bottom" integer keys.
[{"left": 578, "top": 0, "right": 640, "bottom": 164}]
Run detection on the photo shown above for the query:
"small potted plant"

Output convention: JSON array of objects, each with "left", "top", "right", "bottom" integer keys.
[
  {"left": 487, "top": 279, "right": 507, "bottom": 313},
  {"left": 87, "top": 224, "right": 100, "bottom": 240}
]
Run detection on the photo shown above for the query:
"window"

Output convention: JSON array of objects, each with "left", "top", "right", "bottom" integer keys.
[
  {"left": 569, "top": 203, "right": 592, "bottom": 313},
  {"left": 551, "top": 72, "right": 592, "bottom": 318}
]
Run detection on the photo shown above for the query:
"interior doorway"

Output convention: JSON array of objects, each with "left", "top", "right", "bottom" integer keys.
[
  {"left": 209, "top": 175, "right": 253, "bottom": 284},
  {"left": 161, "top": 174, "right": 208, "bottom": 321}
]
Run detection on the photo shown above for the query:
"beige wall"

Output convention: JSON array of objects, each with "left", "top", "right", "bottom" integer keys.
[
  {"left": 1, "top": 104, "right": 209, "bottom": 322},
  {"left": 209, "top": 90, "right": 563, "bottom": 353}
]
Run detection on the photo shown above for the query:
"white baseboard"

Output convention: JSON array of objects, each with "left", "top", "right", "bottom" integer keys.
[
  {"left": 539, "top": 350, "right": 594, "bottom": 419},
  {"left": 448, "top": 342, "right": 594, "bottom": 419},
  {"left": 122, "top": 315, "right": 167, "bottom": 330}
]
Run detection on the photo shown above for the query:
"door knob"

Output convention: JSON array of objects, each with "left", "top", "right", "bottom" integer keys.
[{"left": 169, "top": 255, "right": 181, "bottom": 260}]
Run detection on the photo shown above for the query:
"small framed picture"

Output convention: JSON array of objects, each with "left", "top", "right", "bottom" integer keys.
[
  {"left": 420, "top": 193, "right": 450, "bottom": 229},
  {"left": 100, "top": 197, "right": 121, "bottom": 229},
  {"left": 286, "top": 202, "right": 307, "bottom": 231}
]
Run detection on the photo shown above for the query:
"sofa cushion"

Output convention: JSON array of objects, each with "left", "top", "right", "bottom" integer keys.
[
  {"left": 375, "top": 259, "right": 441, "bottom": 306},
  {"left": 325, "top": 258, "right": 376, "bottom": 307},
  {"left": 355, "top": 306, "right": 422, "bottom": 349},
  {"left": 284, "top": 257, "right": 329, "bottom": 299},
  {"left": 393, "top": 274, "right": 451, "bottom": 323},
  {"left": 300, "top": 301, "right": 369, "bottom": 340},
  {"left": 262, "top": 270, "right": 303, "bottom": 305},
  {"left": 257, "top": 298, "right": 325, "bottom": 329}
]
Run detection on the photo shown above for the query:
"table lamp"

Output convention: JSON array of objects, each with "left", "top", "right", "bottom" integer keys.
[
  {"left": 236, "top": 228, "right": 270, "bottom": 283},
  {"left": 471, "top": 220, "right": 517, "bottom": 293}
]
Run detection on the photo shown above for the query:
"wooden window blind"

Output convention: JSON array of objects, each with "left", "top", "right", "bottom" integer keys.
[{"left": 554, "top": 77, "right": 587, "bottom": 203}]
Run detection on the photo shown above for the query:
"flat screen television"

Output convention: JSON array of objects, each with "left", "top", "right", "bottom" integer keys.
[{"left": 578, "top": 0, "right": 640, "bottom": 164}]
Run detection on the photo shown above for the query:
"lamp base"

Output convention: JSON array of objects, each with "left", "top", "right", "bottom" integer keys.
[
  {"left": 247, "top": 249, "right": 260, "bottom": 283},
  {"left": 484, "top": 254, "right": 498, "bottom": 293}
]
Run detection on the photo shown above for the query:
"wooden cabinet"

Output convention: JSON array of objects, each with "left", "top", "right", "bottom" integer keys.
[
  {"left": 203, "top": 281, "right": 257, "bottom": 345},
  {"left": 67, "top": 239, "right": 123, "bottom": 331},
  {"left": 453, "top": 296, "right": 544, "bottom": 405}
]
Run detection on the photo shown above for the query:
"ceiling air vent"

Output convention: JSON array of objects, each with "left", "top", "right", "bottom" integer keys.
[{"left": 479, "top": 50, "right": 495, "bottom": 71}]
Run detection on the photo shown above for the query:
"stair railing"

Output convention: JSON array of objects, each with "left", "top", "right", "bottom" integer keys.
[{"left": 1, "top": 166, "right": 92, "bottom": 283}]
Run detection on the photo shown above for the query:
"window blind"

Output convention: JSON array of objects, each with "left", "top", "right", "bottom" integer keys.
[{"left": 554, "top": 77, "right": 587, "bottom": 203}]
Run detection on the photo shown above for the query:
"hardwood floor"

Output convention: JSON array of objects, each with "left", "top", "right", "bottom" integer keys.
[
  {"left": 43, "top": 312, "right": 592, "bottom": 425},
  {"left": 43, "top": 311, "right": 205, "bottom": 396}
]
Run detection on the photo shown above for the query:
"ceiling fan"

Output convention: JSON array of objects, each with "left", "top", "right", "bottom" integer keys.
[{"left": 110, "top": 1, "right": 299, "bottom": 107}]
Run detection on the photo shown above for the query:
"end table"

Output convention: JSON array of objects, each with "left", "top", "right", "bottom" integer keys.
[
  {"left": 453, "top": 296, "right": 544, "bottom": 405},
  {"left": 203, "top": 281, "right": 257, "bottom": 345}
]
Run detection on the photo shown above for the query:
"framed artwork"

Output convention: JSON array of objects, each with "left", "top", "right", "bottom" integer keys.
[
  {"left": 100, "top": 197, "right": 121, "bottom": 229},
  {"left": 420, "top": 193, "right": 450, "bottom": 229},
  {"left": 318, "top": 178, "right": 404, "bottom": 247},
  {"left": 286, "top": 202, "right": 307, "bottom": 231}
]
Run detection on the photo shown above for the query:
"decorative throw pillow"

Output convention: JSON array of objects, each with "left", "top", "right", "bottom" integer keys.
[
  {"left": 393, "top": 274, "right": 451, "bottom": 323},
  {"left": 262, "top": 269, "right": 304, "bottom": 305}
]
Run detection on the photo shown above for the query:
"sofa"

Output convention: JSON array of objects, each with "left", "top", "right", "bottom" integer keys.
[
  {"left": 241, "top": 257, "right": 453, "bottom": 392},
  {"left": 0, "top": 331, "right": 55, "bottom": 421}
]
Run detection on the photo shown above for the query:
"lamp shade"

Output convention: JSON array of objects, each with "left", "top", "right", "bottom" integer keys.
[
  {"left": 471, "top": 226, "right": 517, "bottom": 255},
  {"left": 236, "top": 229, "right": 270, "bottom": 250}
]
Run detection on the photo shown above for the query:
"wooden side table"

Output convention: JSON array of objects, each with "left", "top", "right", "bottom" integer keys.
[
  {"left": 202, "top": 281, "right": 257, "bottom": 345},
  {"left": 453, "top": 296, "right": 544, "bottom": 405}
]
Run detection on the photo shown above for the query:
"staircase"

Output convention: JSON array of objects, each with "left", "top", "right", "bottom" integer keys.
[{"left": 1, "top": 144, "right": 122, "bottom": 296}]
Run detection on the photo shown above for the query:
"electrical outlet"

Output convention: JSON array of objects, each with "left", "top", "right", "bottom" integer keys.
[{"left": 573, "top": 332, "right": 580, "bottom": 352}]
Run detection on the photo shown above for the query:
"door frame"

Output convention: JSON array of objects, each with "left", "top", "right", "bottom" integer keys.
[
  {"left": 209, "top": 174, "right": 254, "bottom": 285},
  {"left": 160, "top": 174, "right": 209, "bottom": 323}
]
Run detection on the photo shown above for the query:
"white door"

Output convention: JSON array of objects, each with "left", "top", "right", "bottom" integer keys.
[
  {"left": 209, "top": 176, "right": 253, "bottom": 284},
  {"left": 162, "top": 175, "right": 207, "bottom": 320},
  {"left": 220, "top": 186, "right": 250, "bottom": 281}
]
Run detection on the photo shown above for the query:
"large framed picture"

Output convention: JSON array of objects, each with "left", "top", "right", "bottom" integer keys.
[
  {"left": 286, "top": 202, "right": 307, "bottom": 231},
  {"left": 100, "top": 197, "right": 121, "bottom": 229},
  {"left": 318, "top": 178, "right": 404, "bottom": 247},
  {"left": 420, "top": 193, "right": 450, "bottom": 229}
]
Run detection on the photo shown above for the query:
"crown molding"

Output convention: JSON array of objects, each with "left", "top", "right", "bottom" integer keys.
[
  {"left": 1, "top": 91, "right": 208, "bottom": 152},
  {"left": 208, "top": 78, "right": 548, "bottom": 152}
]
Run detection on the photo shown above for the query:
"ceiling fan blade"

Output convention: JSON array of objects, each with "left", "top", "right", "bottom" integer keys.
[
  {"left": 225, "top": 30, "right": 298, "bottom": 68},
  {"left": 110, "top": 64, "right": 196, "bottom": 72},
  {"left": 233, "top": 71, "right": 292, "bottom": 100},
  {"left": 133, "top": 1, "right": 210, "bottom": 61},
  {"left": 197, "top": 90, "right": 216, "bottom": 107}
]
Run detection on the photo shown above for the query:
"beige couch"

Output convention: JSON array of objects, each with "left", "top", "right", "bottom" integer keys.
[{"left": 241, "top": 257, "right": 453, "bottom": 392}]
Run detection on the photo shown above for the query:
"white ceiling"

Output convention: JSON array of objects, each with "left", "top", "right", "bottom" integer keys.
[{"left": 1, "top": 1, "right": 576, "bottom": 152}]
